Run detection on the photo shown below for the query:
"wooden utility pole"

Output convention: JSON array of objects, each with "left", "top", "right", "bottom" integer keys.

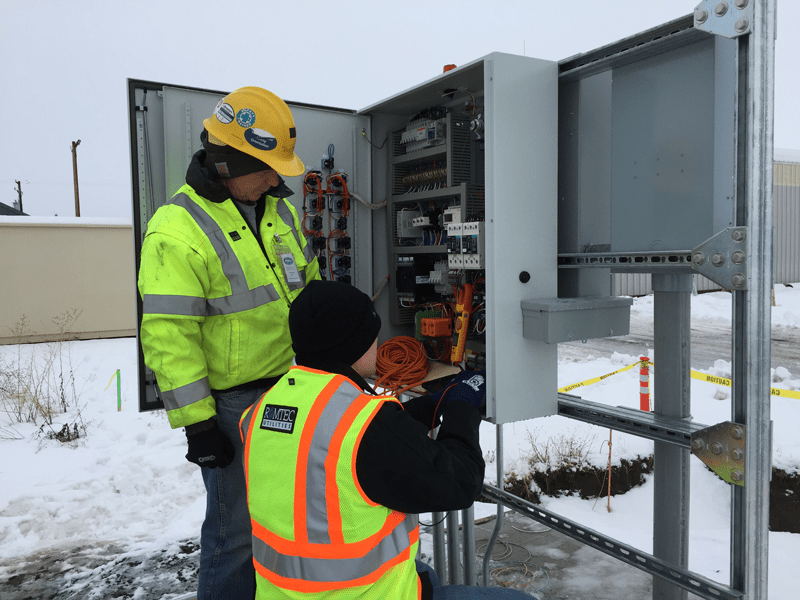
[
  {"left": 14, "top": 180, "right": 23, "bottom": 213},
  {"left": 71, "top": 140, "right": 81, "bottom": 217}
]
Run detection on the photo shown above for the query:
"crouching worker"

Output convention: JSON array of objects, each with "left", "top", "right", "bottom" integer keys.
[{"left": 239, "top": 279, "right": 531, "bottom": 599}]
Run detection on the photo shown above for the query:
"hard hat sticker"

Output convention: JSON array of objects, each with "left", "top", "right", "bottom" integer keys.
[
  {"left": 236, "top": 108, "right": 256, "bottom": 128},
  {"left": 215, "top": 102, "right": 235, "bottom": 124},
  {"left": 244, "top": 128, "right": 278, "bottom": 151}
]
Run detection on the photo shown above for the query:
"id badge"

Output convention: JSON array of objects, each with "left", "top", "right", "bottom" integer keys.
[
  {"left": 278, "top": 252, "right": 302, "bottom": 284},
  {"left": 273, "top": 236, "right": 302, "bottom": 284}
]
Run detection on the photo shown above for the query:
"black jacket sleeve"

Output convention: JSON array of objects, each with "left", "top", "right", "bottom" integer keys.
[
  {"left": 395, "top": 394, "right": 441, "bottom": 429},
  {"left": 354, "top": 399, "right": 485, "bottom": 514}
]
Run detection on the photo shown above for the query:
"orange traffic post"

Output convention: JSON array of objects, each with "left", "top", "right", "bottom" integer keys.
[{"left": 639, "top": 357, "right": 651, "bottom": 411}]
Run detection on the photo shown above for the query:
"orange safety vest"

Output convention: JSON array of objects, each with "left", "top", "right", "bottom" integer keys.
[{"left": 240, "top": 366, "right": 421, "bottom": 599}]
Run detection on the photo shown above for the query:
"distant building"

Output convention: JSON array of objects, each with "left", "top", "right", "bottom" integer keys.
[{"left": 0, "top": 201, "right": 27, "bottom": 216}]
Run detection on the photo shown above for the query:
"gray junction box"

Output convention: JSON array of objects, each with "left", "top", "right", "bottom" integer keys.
[{"left": 521, "top": 297, "right": 633, "bottom": 344}]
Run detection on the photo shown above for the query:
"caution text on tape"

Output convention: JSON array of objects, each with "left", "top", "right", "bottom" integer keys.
[{"left": 558, "top": 363, "right": 638, "bottom": 393}]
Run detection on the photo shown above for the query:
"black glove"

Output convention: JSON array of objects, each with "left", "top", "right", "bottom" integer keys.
[
  {"left": 430, "top": 370, "right": 486, "bottom": 411},
  {"left": 185, "top": 419, "right": 235, "bottom": 468}
]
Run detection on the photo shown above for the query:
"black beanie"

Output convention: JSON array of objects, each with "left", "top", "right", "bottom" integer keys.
[
  {"left": 201, "top": 129, "right": 272, "bottom": 179},
  {"left": 289, "top": 280, "right": 382, "bottom": 368}
]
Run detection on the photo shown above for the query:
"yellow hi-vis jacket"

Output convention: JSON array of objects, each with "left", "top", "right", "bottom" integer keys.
[
  {"left": 138, "top": 183, "right": 320, "bottom": 429},
  {"left": 239, "top": 366, "right": 421, "bottom": 600}
]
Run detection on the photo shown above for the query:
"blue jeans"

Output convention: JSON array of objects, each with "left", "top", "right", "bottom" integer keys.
[
  {"left": 198, "top": 386, "right": 268, "bottom": 600},
  {"left": 416, "top": 561, "right": 533, "bottom": 599}
]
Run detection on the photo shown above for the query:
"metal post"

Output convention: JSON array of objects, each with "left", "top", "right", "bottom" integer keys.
[
  {"left": 461, "top": 504, "right": 476, "bottom": 586},
  {"left": 652, "top": 273, "right": 692, "bottom": 600},
  {"left": 432, "top": 512, "right": 447, "bottom": 584},
  {"left": 482, "top": 423, "right": 504, "bottom": 586},
  {"left": 446, "top": 511, "right": 462, "bottom": 585},
  {"left": 71, "top": 140, "right": 81, "bottom": 217},
  {"left": 730, "top": 2, "right": 775, "bottom": 598}
]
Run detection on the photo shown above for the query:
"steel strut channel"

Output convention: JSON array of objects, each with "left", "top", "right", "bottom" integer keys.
[
  {"left": 480, "top": 484, "right": 743, "bottom": 600},
  {"left": 558, "top": 250, "right": 694, "bottom": 271},
  {"left": 558, "top": 394, "right": 707, "bottom": 448}
]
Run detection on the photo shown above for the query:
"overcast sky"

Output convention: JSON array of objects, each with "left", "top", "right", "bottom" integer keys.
[{"left": 1, "top": 0, "right": 796, "bottom": 219}]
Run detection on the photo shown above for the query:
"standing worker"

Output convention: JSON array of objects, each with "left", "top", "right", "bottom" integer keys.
[
  {"left": 138, "top": 87, "right": 320, "bottom": 600},
  {"left": 239, "top": 280, "right": 531, "bottom": 599}
]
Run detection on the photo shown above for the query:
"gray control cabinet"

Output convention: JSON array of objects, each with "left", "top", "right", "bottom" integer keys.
[{"left": 360, "top": 52, "right": 559, "bottom": 424}]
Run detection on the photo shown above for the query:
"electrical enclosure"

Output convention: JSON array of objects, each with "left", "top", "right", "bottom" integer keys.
[{"left": 359, "top": 53, "right": 559, "bottom": 423}]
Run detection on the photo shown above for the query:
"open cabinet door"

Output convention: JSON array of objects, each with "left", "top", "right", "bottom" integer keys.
[{"left": 127, "top": 79, "right": 370, "bottom": 412}]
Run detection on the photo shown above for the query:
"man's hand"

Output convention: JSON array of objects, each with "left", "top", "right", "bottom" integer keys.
[
  {"left": 431, "top": 369, "right": 486, "bottom": 411},
  {"left": 185, "top": 419, "right": 235, "bottom": 468}
]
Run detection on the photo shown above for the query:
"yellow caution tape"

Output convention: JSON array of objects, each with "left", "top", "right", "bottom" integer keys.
[
  {"left": 557, "top": 361, "right": 800, "bottom": 400},
  {"left": 689, "top": 371, "right": 732, "bottom": 387},
  {"left": 689, "top": 369, "right": 800, "bottom": 400},
  {"left": 558, "top": 363, "right": 639, "bottom": 393}
]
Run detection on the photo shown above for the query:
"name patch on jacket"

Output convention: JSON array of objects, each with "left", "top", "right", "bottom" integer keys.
[{"left": 260, "top": 404, "right": 298, "bottom": 434}]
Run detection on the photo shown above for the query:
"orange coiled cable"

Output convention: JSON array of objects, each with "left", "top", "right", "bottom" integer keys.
[{"left": 374, "top": 336, "right": 428, "bottom": 396}]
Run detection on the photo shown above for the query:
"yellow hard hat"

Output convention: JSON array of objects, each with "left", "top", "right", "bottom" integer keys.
[{"left": 203, "top": 87, "right": 305, "bottom": 177}]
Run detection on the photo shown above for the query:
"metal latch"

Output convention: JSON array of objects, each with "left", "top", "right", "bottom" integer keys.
[
  {"left": 694, "top": 0, "right": 754, "bottom": 38},
  {"left": 691, "top": 421, "right": 746, "bottom": 486},
  {"left": 691, "top": 227, "right": 748, "bottom": 289}
]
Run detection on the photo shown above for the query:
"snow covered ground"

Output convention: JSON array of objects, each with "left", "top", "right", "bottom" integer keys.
[{"left": 1, "top": 285, "right": 798, "bottom": 599}]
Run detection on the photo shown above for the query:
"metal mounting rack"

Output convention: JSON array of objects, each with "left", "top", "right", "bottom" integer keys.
[
  {"left": 480, "top": 484, "right": 744, "bottom": 600},
  {"left": 557, "top": 394, "right": 706, "bottom": 448}
]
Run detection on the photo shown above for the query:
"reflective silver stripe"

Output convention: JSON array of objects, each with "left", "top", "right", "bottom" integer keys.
[
  {"left": 206, "top": 284, "right": 282, "bottom": 316},
  {"left": 305, "top": 382, "right": 358, "bottom": 544},
  {"left": 277, "top": 200, "right": 304, "bottom": 250},
  {"left": 170, "top": 193, "right": 249, "bottom": 295},
  {"left": 252, "top": 514, "right": 417, "bottom": 583},
  {"left": 160, "top": 377, "right": 211, "bottom": 411},
  {"left": 144, "top": 286, "right": 281, "bottom": 317},
  {"left": 303, "top": 241, "right": 315, "bottom": 263},
  {"left": 240, "top": 401, "right": 258, "bottom": 441},
  {"left": 143, "top": 294, "right": 205, "bottom": 317}
]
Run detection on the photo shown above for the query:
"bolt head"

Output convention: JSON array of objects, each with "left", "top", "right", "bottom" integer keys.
[
  {"left": 711, "top": 253, "right": 726, "bottom": 267},
  {"left": 731, "top": 250, "right": 746, "bottom": 265},
  {"left": 711, "top": 442, "right": 724, "bottom": 455},
  {"left": 731, "top": 229, "right": 746, "bottom": 243},
  {"left": 695, "top": 8, "right": 709, "bottom": 23},
  {"left": 731, "top": 448, "right": 744, "bottom": 461},
  {"left": 735, "top": 17, "right": 750, "bottom": 32},
  {"left": 735, "top": 0, "right": 749, "bottom": 8},
  {"left": 731, "top": 470, "right": 744, "bottom": 482},
  {"left": 692, "top": 438, "right": 705, "bottom": 451},
  {"left": 715, "top": 2, "right": 729, "bottom": 17},
  {"left": 692, "top": 252, "right": 706, "bottom": 266},
  {"left": 732, "top": 273, "right": 746, "bottom": 288},
  {"left": 731, "top": 425, "right": 745, "bottom": 439}
]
